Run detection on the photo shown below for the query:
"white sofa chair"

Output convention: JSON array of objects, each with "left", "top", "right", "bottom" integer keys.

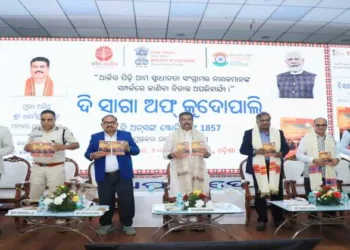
[
  {"left": 284, "top": 159, "right": 305, "bottom": 197},
  {"left": 336, "top": 158, "right": 350, "bottom": 193},
  {"left": 1, "top": 156, "right": 31, "bottom": 228},
  {"left": 0, "top": 156, "right": 31, "bottom": 209}
]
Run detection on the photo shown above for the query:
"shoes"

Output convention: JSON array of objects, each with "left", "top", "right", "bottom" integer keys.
[
  {"left": 256, "top": 222, "right": 266, "bottom": 231},
  {"left": 122, "top": 226, "right": 136, "bottom": 236},
  {"left": 97, "top": 225, "right": 115, "bottom": 235}
]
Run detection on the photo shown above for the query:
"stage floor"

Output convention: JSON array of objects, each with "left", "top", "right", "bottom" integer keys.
[{"left": 0, "top": 209, "right": 349, "bottom": 250}]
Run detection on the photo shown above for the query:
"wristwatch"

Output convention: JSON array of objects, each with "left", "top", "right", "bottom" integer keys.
[
  {"left": 167, "top": 154, "right": 173, "bottom": 160},
  {"left": 253, "top": 150, "right": 257, "bottom": 156}
]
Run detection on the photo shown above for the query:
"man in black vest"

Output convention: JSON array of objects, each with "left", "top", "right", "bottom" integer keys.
[{"left": 277, "top": 52, "right": 316, "bottom": 99}]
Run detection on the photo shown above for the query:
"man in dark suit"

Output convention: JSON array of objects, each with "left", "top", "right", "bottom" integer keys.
[
  {"left": 84, "top": 115, "right": 140, "bottom": 235},
  {"left": 240, "top": 112, "right": 289, "bottom": 231},
  {"left": 277, "top": 52, "right": 316, "bottom": 99}
]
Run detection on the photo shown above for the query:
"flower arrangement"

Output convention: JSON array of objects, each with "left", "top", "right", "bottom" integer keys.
[
  {"left": 43, "top": 185, "right": 80, "bottom": 212},
  {"left": 315, "top": 185, "right": 341, "bottom": 206},
  {"left": 183, "top": 190, "right": 208, "bottom": 210}
]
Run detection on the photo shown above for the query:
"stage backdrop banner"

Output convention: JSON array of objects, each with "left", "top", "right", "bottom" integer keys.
[
  {"left": 0, "top": 39, "right": 329, "bottom": 173},
  {"left": 329, "top": 46, "right": 350, "bottom": 143}
]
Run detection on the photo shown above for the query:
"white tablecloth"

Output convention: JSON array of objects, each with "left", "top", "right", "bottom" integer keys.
[
  {"left": 133, "top": 189, "right": 245, "bottom": 227},
  {"left": 134, "top": 191, "right": 164, "bottom": 227},
  {"left": 210, "top": 189, "right": 246, "bottom": 224}
]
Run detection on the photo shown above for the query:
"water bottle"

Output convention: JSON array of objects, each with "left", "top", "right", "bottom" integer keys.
[
  {"left": 38, "top": 196, "right": 45, "bottom": 211},
  {"left": 77, "top": 195, "right": 84, "bottom": 209},
  {"left": 148, "top": 184, "right": 155, "bottom": 193},
  {"left": 342, "top": 192, "right": 349, "bottom": 205},
  {"left": 176, "top": 192, "right": 183, "bottom": 210},
  {"left": 308, "top": 192, "right": 316, "bottom": 205}
]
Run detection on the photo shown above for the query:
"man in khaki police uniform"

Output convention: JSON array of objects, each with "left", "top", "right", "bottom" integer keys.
[{"left": 24, "top": 110, "right": 79, "bottom": 199}]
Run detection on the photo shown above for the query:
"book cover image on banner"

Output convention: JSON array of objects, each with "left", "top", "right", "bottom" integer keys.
[
  {"left": 280, "top": 117, "right": 313, "bottom": 159},
  {"left": 337, "top": 107, "right": 350, "bottom": 139}
]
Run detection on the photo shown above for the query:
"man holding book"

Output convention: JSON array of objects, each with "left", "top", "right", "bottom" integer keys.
[
  {"left": 296, "top": 117, "right": 340, "bottom": 195},
  {"left": 24, "top": 110, "right": 79, "bottom": 199},
  {"left": 84, "top": 115, "right": 140, "bottom": 236},
  {"left": 163, "top": 112, "right": 211, "bottom": 199},
  {"left": 240, "top": 112, "right": 290, "bottom": 231}
]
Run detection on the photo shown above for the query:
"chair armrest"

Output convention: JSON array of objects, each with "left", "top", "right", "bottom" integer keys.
[{"left": 284, "top": 180, "right": 292, "bottom": 199}]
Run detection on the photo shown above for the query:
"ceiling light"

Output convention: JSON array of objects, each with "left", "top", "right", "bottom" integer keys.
[{"left": 176, "top": 33, "right": 185, "bottom": 37}]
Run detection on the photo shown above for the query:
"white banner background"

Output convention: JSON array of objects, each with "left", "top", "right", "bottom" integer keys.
[{"left": 0, "top": 40, "right": 328, "bottom": 171}]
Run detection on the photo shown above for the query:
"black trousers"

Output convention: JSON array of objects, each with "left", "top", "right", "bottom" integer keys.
[
  {"left": 252, "top": 162, "right": 284, "bottom": 223},
  {"left": 304, "top": 177, "right": 323, "bottom": 196},
  {"left": 97, "top": 171, "right": 135, "bottom": 226}
]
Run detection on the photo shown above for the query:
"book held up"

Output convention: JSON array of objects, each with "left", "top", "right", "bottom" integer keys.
[
  {"left": 263, "top": 142, "right": 276, "bottom": 155},
  {"left": 31, "top": 142, "right": 55, "bottom": 157},
  {"left": 191, "top": 141, "right": 205, "bottom": 156},
  {"left": 319, "top": 151, "right": 332, "bottom": 163},
  {"left": 98, "top": 140, "right": 127, "bottom": 155},
  {"left": 176, "top": 142, "right": 190, "bottom": 156}
]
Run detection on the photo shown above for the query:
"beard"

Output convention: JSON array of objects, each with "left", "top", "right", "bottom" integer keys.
[{"left": 288, "top": 64, "right": 303, "bottom": 73}]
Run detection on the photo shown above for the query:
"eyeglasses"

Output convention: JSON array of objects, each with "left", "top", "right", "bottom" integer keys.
[
  {"left": 41, "top": 118, "right": 54, "bottom": 122},
  {"left": 103, "top": 121, "right": 117, "bottom": 126},
  {"left": 259, "top": 119, "right": 270, "bottom": 122},
  {"left": 315, "top": 124, "right": 327, "bottom": 127}
]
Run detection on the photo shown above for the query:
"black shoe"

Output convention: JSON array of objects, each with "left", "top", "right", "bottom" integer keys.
[{"left": 256, "top": 222, "right": 266, "bottom": 231}]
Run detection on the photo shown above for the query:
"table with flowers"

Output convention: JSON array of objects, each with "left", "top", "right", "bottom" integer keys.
[
  {"left": 271, "top": 185, "right": 350, "bottom": 239},
  {"left": 6, "top": 185, "right": 109, "bottom": 246},
  {"left": 151, "top": 190, "right": 245, "bottom": 242}
]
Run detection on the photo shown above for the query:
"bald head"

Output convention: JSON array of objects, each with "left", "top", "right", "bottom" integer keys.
[{"left": 313, "top": 117, "right": 327, "bottom": 136}]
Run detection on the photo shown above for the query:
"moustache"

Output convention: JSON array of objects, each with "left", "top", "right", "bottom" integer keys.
[{"left": 35, "top": 70, "right": 44, "bottom": 74}]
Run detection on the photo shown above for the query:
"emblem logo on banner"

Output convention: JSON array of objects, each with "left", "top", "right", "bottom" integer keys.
[
  {"left": 212, "top": 52, "right": 228, "bottom": 67},
  {"left": 135, "top": 46, "right": 149, "bottom": 66}
]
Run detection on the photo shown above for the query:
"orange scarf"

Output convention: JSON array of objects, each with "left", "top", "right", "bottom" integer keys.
[{"left": 24, "top": 77, "right": 54, "bottom": 96}]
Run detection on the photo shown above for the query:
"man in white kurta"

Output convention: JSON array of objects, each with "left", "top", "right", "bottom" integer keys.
[{"left": 163, "top": 112, "right": 211, "bottom": 198}]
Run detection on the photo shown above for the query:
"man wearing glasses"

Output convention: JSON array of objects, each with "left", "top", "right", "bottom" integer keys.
[
  {"left": 84, "top": 115, "right": 140, "bottom": 236},
  {"left": 296, "top": 117, "right": 340, "bottom": 196},
  {"left": 24, "top": 110, "right": 79, "bottom": 199},
  {"left": 240, "top": 112, "right": 290, "bottom": 231}
]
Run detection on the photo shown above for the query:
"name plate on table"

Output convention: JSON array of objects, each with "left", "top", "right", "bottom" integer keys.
[
  {"left": 74, "top": 206, "right": 109, "bottom": 216},
  {"left": 288, "top": 204, "right": 317, "bottom": 211},
  {"left": 8, "top": 207, "right": 38, "bottom": 216},
  {"left": 188, "top": 207, "right": 215, "bottom": 212}
]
